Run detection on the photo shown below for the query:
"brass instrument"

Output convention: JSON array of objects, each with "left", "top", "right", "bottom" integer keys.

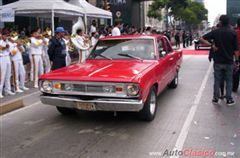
[
  {"left": 16, "top": 37, "right": 31, "bottom": 47},
  {"left": 71, "top": 17, "right": 90, "bottom": 51}
]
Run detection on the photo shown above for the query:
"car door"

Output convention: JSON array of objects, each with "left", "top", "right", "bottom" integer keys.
[
  {"left": 162, "top": 37, "right": 176, "bottom": 81},
  {"left": 155, "top": 37, "right": 170, "bottom": 94}
]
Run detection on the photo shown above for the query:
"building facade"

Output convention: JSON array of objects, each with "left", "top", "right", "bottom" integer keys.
[
  {"left": 97, "top": 0, "right": 145, "bottom": 28},
  {"left": 143, "top": 1, "right": 165, "bottom": 31},
  {"left": 227, "top": 0, "right": 240, "bottom": 25}
]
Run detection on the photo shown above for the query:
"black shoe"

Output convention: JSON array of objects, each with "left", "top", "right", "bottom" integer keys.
[
  {"left": 226, "top": 99, "right": 236, "bottom": 106},
  {"left": 212, "top": 98, "right": 219, "bottom": 104}
]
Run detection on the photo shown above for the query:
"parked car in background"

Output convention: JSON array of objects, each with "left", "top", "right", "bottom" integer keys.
[{"left": 39, "top": 35, "right": 182, "bottom": 121}]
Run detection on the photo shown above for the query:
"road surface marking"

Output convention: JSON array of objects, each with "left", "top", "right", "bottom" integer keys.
[
  {"left": 170, "top": 62, "right": 213, "bottom": 158},
  {"left": 1, "top": 101, "right": 41, "bottom": 118}
]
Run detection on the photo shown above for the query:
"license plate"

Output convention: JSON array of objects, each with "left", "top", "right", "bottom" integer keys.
[{"left": 76, "top": 102, "right": 96, "bottom": 111}]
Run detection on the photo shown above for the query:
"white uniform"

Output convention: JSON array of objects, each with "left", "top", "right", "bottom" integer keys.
[
  {"left": 9, "top": 41, "right": 28, "bottom": 92},
  {"left": 42, "top": 37, "right": 51, "bottom": 73},
  {"left": 89, "top": 25, "right": 96, "bottom": 35},
  {"left": 76, "top": 35, "right": 89, "bottom": 63},
  {"left": 63, "top": 38, "right": 72, "bottom": 66},
  {"left": 30, "top": 37, "right": 43, "bottom": 87},
  {"left": 111, "top": 27, "right": 121, "bottom": 36},
  {"left": 0, "top": 40, "right": 15, "bottom": 97}
]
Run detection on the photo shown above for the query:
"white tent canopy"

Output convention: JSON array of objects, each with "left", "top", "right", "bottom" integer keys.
[
  {"left": 0, "top": 0, "right": 85, "bottom": 17},
  {"left": 0, "top": 0, "right": 85, "bottom": 35},
  {"left": 69, "top": 0, "right": 112, "bottom": 19}
]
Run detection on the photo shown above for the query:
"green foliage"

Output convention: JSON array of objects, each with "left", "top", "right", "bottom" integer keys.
[{"left": 147, "top": 0, "right": 208, "bottom": 28}]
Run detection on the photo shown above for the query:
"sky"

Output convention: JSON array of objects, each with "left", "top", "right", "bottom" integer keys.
[{"left": 204, "top": 0, "right": 226, "bottom": 26}]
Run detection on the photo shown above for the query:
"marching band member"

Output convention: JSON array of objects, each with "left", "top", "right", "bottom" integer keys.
[
  {"left": 76, "top": 29, "right": 90, "bottom": 63},
  {"left": 30, "top": 30, "right": 44, "bottom": 88},
  {"left": 63, "top": 33, "right": 72, "bottom": 66},
  {"left": 42, "top": 32, "right": 51, "bottom": 73},
  {"left": 8, "top": 33, "right": 29, "bottom": 93},
  {"left": 0, "top": 31, "right": 15, "bottom": 98},
  {"left": 91, "top": 32, "right": 98, "bottom": 47}
]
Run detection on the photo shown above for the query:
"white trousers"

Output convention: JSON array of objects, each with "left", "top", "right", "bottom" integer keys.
[
  {"left": 42, "top": 49, "right": 51, "bottom": 73},
  {"left": 0, "top": 56, "right": 12, "bottom": 95},
  {"left": 30, "top": 54, "right": 43, "bottom": 86},
  {"left": 66, "top": 52, "right": 71, "bottom": 66},
  {"left": 78, "top": 50, "right": 88, "bottom": 63},
  {"left": 12, "top": 60, "right": 26, "bottom": 90}
]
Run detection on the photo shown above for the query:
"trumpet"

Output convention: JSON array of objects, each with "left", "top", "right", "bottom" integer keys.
[{"left": 15, "top": 37, "right": 31, "bottom": 47}]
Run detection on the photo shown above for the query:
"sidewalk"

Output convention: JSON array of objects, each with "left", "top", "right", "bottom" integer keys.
[
  {"left": 0, "top": 56, "right": 79, "bottom": 115},
  {"left": 0, "top": 81, "right": 40, "bottom": 115}
]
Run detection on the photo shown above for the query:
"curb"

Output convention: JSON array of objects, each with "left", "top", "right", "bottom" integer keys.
[{"left": 0, "top": 99, "right": 24, "bottom": 115}]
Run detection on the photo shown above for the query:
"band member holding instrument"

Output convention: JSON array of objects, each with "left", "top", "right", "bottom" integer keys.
[
  {"left": 42, "top": 31, "right": 51, "bottom": 73},
  {"left": 63, "top": 32, "right": 72, "bottom": 66},
  {"left": 0, "top": 31, "right": 15, "bottom": 98},
  {"left": 8, "top": 33, "right": 29, "bottom": 93},
  {"left": 76, "top": 29, "right": 90, "bottom": 63},
  {"left": 30, "top": 29, "right": 44, "bottom": 88},
  {"left": 71, "top": 17, "right": 90, "bottom": 63}
]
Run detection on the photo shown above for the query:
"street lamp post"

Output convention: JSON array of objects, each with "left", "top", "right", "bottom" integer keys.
[{"left": 0, "top": 0, "right": 4, "bottom": 28}]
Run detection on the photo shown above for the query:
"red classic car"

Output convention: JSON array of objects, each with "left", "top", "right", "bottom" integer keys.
[{"left": 39, "top": 35, "right": 182, "bottom": 121}]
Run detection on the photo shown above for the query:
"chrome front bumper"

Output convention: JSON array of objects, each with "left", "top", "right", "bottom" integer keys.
[{"left": 40, "top": 95, "right": 144, "bottom": 112}]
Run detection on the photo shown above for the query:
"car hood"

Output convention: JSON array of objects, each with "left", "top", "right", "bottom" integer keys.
[{"left": 40, "top": 60, "right": 156, "bottom": 82}]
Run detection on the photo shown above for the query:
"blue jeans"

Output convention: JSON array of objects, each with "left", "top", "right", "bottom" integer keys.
[{"left": 213, "top": 63, "right": 233, "bottom": 100}]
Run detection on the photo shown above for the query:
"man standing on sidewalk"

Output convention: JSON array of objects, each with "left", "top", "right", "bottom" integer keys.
[
  {"left": 201, "top": 15, "right": 239, "bottom": 106},
  {"left": 48, "top": 27, "right": 67, "bottom": 70}
]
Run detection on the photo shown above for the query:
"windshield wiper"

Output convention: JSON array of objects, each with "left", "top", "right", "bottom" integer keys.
[
  {"left": 117, "top": 53, "right": 142, "bottom": 60},
  {"left": 96, "top": 54, "right": 112, "bottom": 60}
]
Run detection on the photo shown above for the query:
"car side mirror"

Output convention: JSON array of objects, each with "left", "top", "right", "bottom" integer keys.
[{"left": 159, "top": 51, "right": 167, "bottom": 57}]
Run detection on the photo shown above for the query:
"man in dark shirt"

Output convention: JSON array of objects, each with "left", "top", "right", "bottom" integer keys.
[
  {"left": 48, "top": 27, "right": 67, "bottom": 70},
  {"left": 201, "top": 15, "right": 239, "bottom": 106}
]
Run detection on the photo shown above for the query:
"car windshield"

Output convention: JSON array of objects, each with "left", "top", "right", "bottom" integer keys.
[{"left": 88, "top": 39, "right": 156, "bottom": 60}]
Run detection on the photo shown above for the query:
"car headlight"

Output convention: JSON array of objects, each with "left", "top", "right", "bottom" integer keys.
[
  {"left": 127, "top": 84, "right": 140, "bottom": 96},
  {"left": 41, "top": 81, "right": 53, "bottom": 93}
]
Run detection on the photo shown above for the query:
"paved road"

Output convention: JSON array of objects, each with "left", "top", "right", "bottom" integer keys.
[{"left": 1, "top": 53, "right": 240, "bottom": 158}]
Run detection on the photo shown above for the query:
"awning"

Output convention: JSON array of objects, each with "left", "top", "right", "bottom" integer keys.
[
  {"left": 69, "top": 0, "right": 112, "bottom": 19},
  {"left": 0, "top": 0, "right": 86, "bottom": 35}
]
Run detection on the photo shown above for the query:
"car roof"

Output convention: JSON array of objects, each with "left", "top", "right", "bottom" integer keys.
[{"left": 99, "top": 34, "right": 164, "bottom": 41}]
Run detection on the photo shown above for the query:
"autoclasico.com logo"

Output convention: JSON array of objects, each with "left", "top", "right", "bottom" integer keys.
[{"left": 149, "top": 149, "right": 235, "bottom": 157}]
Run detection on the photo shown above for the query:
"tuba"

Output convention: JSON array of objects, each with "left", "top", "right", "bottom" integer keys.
[{"left": 71, "top": 17, "right": 90, "bottom": 51}]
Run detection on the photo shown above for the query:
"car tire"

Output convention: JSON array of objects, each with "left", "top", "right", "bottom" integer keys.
[
  {"left": 139, "top": 86, "right": 157, "bottom": 121},
  {"left": 168, "top": 72, "right": 179, "bottom": 89},
  {"left": 56, "top": 107, "right": 76, "bottom": 115}
]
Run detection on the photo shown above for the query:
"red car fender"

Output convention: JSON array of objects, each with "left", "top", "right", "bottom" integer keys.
[{"left": 134, "top": 66, "right": 159, "bottom": 103}]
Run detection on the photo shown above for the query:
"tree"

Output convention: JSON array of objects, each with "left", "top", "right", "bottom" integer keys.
[
  {"left": 147, "top": 0, "right": 208, "bottom": 29},
  {"left": 148, "top": 0, "right": 188, "bottom": 20}
]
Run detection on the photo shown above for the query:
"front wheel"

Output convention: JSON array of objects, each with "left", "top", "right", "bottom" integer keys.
[
  {"left": 139, "top": 86, "right": 157, "bottom": 121},
  {"left": 168, "top": 72, "right": 179, "bottom": 89},
  {"left": 56, "top": 107, "right": 76, "bottom": 115}
]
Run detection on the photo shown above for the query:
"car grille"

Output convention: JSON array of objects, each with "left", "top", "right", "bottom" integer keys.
[
  {"left": 61, "top": 84, "right": 107, "bottom": 93},
  {"left": 53, "top": 82, "right": 125, "bottom": 98}
]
